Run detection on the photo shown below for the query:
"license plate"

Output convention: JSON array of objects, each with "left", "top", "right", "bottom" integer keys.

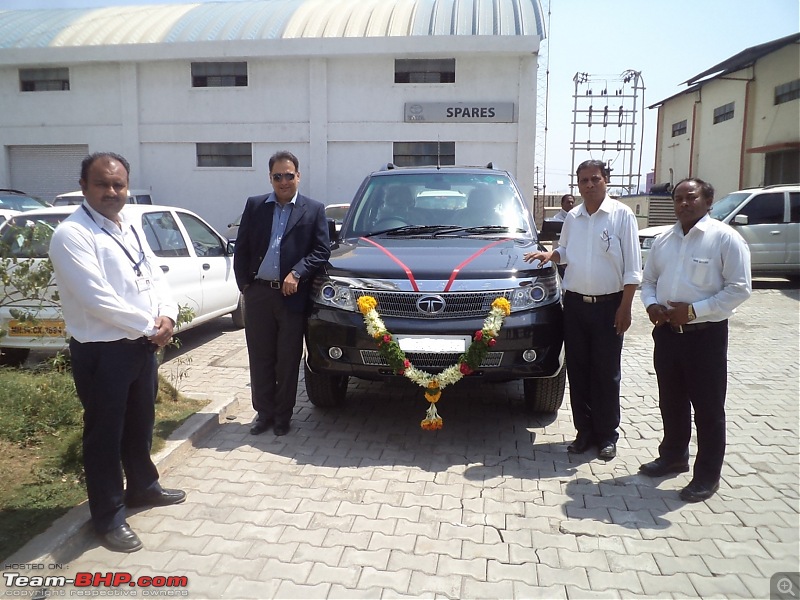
[
  {"left": 7, "top": 319, "right": 66, "bottom": 337},
  {"left": 397, "top": 335, "right": 471, "bottom": 353}
]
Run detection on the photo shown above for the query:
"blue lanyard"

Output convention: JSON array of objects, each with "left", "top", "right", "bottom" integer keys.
[{"left": 81, "top": 205, "right": 146, "bottom": 276}]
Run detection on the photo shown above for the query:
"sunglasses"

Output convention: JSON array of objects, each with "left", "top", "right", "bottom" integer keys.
[{"left": 272, "top": 172, "right": 297, "bottom": 182}]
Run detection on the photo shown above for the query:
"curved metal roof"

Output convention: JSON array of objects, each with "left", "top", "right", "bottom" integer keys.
[{"left": 0, "top": 0, "right": 544, "bottom": 49}]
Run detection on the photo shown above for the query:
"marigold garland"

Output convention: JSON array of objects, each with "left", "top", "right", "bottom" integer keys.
[{"left": 357, "top": 295, "right": 511, "bottom": 430}]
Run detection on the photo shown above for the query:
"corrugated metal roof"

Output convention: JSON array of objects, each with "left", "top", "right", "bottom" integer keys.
[{"left": 0, "top": 0, "right": 544, "bottom": 49}]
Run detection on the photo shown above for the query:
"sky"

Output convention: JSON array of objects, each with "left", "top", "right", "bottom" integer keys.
[{"left": 1, "top": 0, "right": 798, "bottom": 194}]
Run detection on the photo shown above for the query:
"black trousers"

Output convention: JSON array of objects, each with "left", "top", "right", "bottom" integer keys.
[
  {"left": 563, "top": 291, "right": 624, "bottom": 445},
  {"left": 69, "top": 338, "right": 161, "bottom": 534},
  {"left": 652, "top": 321, "right": 728, "bottom": 483},
  {"left": 243, "top": 283, "right": 305, "bottom": 425}
]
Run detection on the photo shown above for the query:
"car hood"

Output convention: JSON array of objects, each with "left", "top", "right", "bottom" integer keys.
[
  {"left": 639, "top": 224, "right": 673, "bottom": 237},
  {"left": 327, "top": 236, "right": 544, "bottom": 281}
]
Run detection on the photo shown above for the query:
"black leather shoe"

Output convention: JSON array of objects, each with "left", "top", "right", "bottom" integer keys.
[
  {"left": 274, "top": 422, "right": 290, "bottom": 436},
  {"left": 679, "top": 479, "right": 719, "bottom": 503},
  {"left": 598, "top": 443, "right": 617, "bottom": 461},
  {"left": 102, "top": 524, "right": 143, "bottom": 553},
  {"left": 639, "top": 457, "right": 690, "bottom": 477},
  {"left": 250, "top": 417, "right": 274, "bottom": 435},
  {"left": 567, "top": 433, "right": 593, "bottom": 454},
  {"left": 126, "top": 488, "right": 186, "bottom": 508}
]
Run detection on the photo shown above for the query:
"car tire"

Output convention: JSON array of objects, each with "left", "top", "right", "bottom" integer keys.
[
  {"left": 523, "top": 363, "right": 566, "bottom": 413},
  {"left": 304, "top": 362, "right": 348, "bottom": 407},
  {"left": 231, "top": 294, "right": 245, "bottom": 329},
  {"left": 0, "top": 347, "right": 30, "bottom": 367}
]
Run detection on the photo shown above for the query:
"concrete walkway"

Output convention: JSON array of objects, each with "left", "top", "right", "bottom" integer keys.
[{"left": 3, "top": 285, "right": 799, "bottom": 599}]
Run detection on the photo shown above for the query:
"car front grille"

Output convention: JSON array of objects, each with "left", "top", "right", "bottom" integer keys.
[
  {"left": 353, "top": 290, "right": 513, "bottom": 319},
  {"left": 361, "top": 350, "right": 503, "bottom": 369}
]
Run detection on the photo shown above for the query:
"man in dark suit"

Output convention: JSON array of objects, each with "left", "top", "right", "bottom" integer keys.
[{"left": 233, "top": 151, "right": 330, "bottom": 436}]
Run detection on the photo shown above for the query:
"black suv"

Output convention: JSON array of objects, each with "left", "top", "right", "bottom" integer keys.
[{"left": 304, "top": 164, "right": 565, "bottom": 413}]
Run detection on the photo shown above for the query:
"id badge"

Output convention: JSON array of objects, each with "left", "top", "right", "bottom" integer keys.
[{"left": 136, "top": 277, "right": 153, "bottom": 293}]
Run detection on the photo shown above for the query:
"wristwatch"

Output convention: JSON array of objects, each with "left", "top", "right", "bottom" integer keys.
[
  {"left": 291, "top": 270, "right": 301, "bottom": 280},
  {"left": 687, "top": 304, "right": 696, "bottom": 322}
]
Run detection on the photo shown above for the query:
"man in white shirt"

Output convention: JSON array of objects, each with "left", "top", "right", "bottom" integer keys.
[
  {"left": 524, "top": 160, "right": 641, "bottom": 461},
  {"left": 49, "top": 152, "right": 185, "bottom": 553},
  {"left": 639, "top": 178, "right": 751, "bottom": 502},
  {"left": 550, "top": 193, "right": 575, "bottom": 222}
]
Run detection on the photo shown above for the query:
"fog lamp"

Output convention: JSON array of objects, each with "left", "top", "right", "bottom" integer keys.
[
  {"left": 522, "top": 349, "right": 537, "bottom": 363},
  {"left": 328, "top": 347, "right": 343, "bottom": 360}
]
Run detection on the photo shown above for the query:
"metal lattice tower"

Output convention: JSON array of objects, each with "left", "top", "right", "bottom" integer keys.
[
  {"left": 569, "top": 70, "right": 644, "bottom": 196},
  {"left": 532, "top": 0, "right": 551, "bottom": 214}
]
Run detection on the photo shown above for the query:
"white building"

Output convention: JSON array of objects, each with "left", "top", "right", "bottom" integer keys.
[
  {"left": 0, "top": 0, "right": 544, "bottom": 232},
  {"left": 649, "top": 33, "right": 799, "bottom": 197}
]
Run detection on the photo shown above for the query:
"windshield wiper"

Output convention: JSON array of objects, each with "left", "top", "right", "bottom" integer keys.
[{"left": 379, "top": 225, "right": 460, "bottom": 237}]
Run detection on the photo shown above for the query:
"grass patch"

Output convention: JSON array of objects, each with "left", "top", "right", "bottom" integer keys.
[{"left": 0, "top": 360, "right": 208, "bottom": 560}]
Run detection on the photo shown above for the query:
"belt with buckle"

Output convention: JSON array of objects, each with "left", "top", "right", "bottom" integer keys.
[
  {"left": 565, "top": 290, "right": 622, "bottom": 304},
  {"left": 252, "top": 279, "right": 282, "bottom": 289},
  {"left": 669, "top": 322, "right": 716, "bottom": 334},
  {"left": 115, "top": 337, "right": 158, "bottom": 352}
]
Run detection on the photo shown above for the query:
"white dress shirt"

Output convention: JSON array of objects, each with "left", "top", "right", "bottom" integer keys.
[
  {"left": 49, "top": 202, "right": 178, "bottom": 343},
  {"left": 557, "top": 196, "right": 642, "bottom": 295},
  {"left": 641, "top": 215, "right": 751, "bottom": 322},
  {"left": 550, "top": 208, "right": 570, "bottom": 222}
]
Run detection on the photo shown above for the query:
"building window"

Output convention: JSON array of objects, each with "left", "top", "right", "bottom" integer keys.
[
  {"left": 19, "top": 68, "right": 69, "bottom": 91},
  {"left": 393, "top": 142, "right": 455, "bottom": 167},
  {"left": 765, "top": 149, "right": 800, "bottom": 186},
  {"left": 196, "top": 143, "right": 252, "bottom": 167},
  {"left": 395, "top": 59, "right": 455, "bottom": 84},
  {"left": 191, "top": 62, "right": 248, "bottom": 87},
  {"left": 671, "top": 120, "right": 687, "bottom": 137},
  {"left": 713, "top": 102, "right": 735, "bottom": 124},
  {"left": 775, "top": 79, "right": 800, "bottom": 105}
]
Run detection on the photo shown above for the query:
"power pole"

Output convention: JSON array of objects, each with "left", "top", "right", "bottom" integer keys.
[
  {"left": 569, "top": 70, "right": 644, "bottom": 197},
  {"left": 533, "top": 0, "right": 551, "bottom": 223}
]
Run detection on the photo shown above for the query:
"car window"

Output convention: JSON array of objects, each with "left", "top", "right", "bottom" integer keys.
[
  {"left": 347, "top": 172, "right": 530, "bottom": 236},
  {"left": 176, "top": 212, "right": 226, "bottom": 257},
  {"left": 141, "top": 212, "right": 190, "bottom": 257},
  {"left": 790, "top": 192, "right": 799, "bottom": 224},
  {"left": 737, "top": 192, "right": 785, "bottom": 225},
  {"left": 0, "top": 214, "right": 65, "bottom": 258},
  {"left": 0, "top": 194, "right": 48, "bottom": 212},
  {"left": 709, "top": 192, "right": 750, "bottom": 221},
  {"left": 133, "top": 195, "right": 153, "bottom": 205}
]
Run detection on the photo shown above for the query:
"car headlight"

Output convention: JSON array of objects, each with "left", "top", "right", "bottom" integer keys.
[
  {"left": 510, "top": 274, "right": 560, "bottom": 311},
  {"left": 641, "top": 237, "right": 654, "bottom": 250},
  {"left": 312, "top": 276, "right": 356, "bottom": 311}
]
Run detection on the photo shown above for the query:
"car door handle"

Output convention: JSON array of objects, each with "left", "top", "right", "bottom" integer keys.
[
  {"left": 202, "top": 263, "right": 211, "bottom": 270},
  {"left": 770, "top": 231, "right": 781, "bottom": 235},
  {"left": 160, "top": 265, "right": 169, "bottom": 273}
]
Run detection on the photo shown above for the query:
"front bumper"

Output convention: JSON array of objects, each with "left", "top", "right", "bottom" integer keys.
[{"left": 304, "top": 303, "right": 564, "bottom": 382}]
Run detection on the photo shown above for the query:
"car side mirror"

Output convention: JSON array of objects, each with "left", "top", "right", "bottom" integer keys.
[
  {"left": 327, "top": 218, "right": 338, "bottom": 244},
  {"left": 226, "top": 240, "right": 235, "bottom": 254},
  {"left": 733, "top": 214, "right": 749, "bottom": 226}
]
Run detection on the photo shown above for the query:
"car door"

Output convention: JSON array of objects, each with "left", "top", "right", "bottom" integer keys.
[
  {"left": 174, "top": 210, "right": 239, "bottom": 319},
  {"left": 729, "top": 192, "right": 787, "bottom": 270},
  {"left": 140, "top": 210, "right": 203, "bottom": 317}
]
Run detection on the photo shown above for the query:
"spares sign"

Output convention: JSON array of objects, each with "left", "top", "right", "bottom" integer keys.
[{"left": 405, "top": 102, "right": 515, "bottom": 123}]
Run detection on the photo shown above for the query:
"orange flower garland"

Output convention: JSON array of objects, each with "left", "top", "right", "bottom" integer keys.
[{"left": 357, "top": 296, "right": 511, "bottom": 430}]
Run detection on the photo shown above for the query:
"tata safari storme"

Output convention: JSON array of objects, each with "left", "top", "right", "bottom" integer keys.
[{"left": 304, "top": 164, "right": 566, "bottom": 413}]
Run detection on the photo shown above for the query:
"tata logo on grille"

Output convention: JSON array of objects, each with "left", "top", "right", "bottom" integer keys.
[{"left": 416, "top": 295, "right": 446, "bottom": 315}]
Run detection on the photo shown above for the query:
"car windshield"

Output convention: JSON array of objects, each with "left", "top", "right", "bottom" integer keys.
[
  {"left": 0, "top": 214, "right": 66, "bottom": 258},
  {"left": 709, "top": 192, "right": 750, "bottom": 221},
  {"left": 345, "top": 172, "right": 532, "bottom": 237},
  {"left": 0, "top": 193, "right": 48, "bottom": 212}
]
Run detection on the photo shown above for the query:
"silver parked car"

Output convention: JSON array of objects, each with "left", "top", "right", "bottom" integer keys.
[
  {"left": 0, "top": 204, "right": 244, "bottom": 365},
  {"left": 639, "top": 184, "right": 799, "bottom": 279}
]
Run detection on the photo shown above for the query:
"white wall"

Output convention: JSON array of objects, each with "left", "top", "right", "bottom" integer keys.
[{"left": 1, "top": 45, "right": 538, "bottom": 232}]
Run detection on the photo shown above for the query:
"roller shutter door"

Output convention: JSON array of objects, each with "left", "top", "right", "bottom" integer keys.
[{"left": 9, "top": 145, "right": 88, "bottom": 204}]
